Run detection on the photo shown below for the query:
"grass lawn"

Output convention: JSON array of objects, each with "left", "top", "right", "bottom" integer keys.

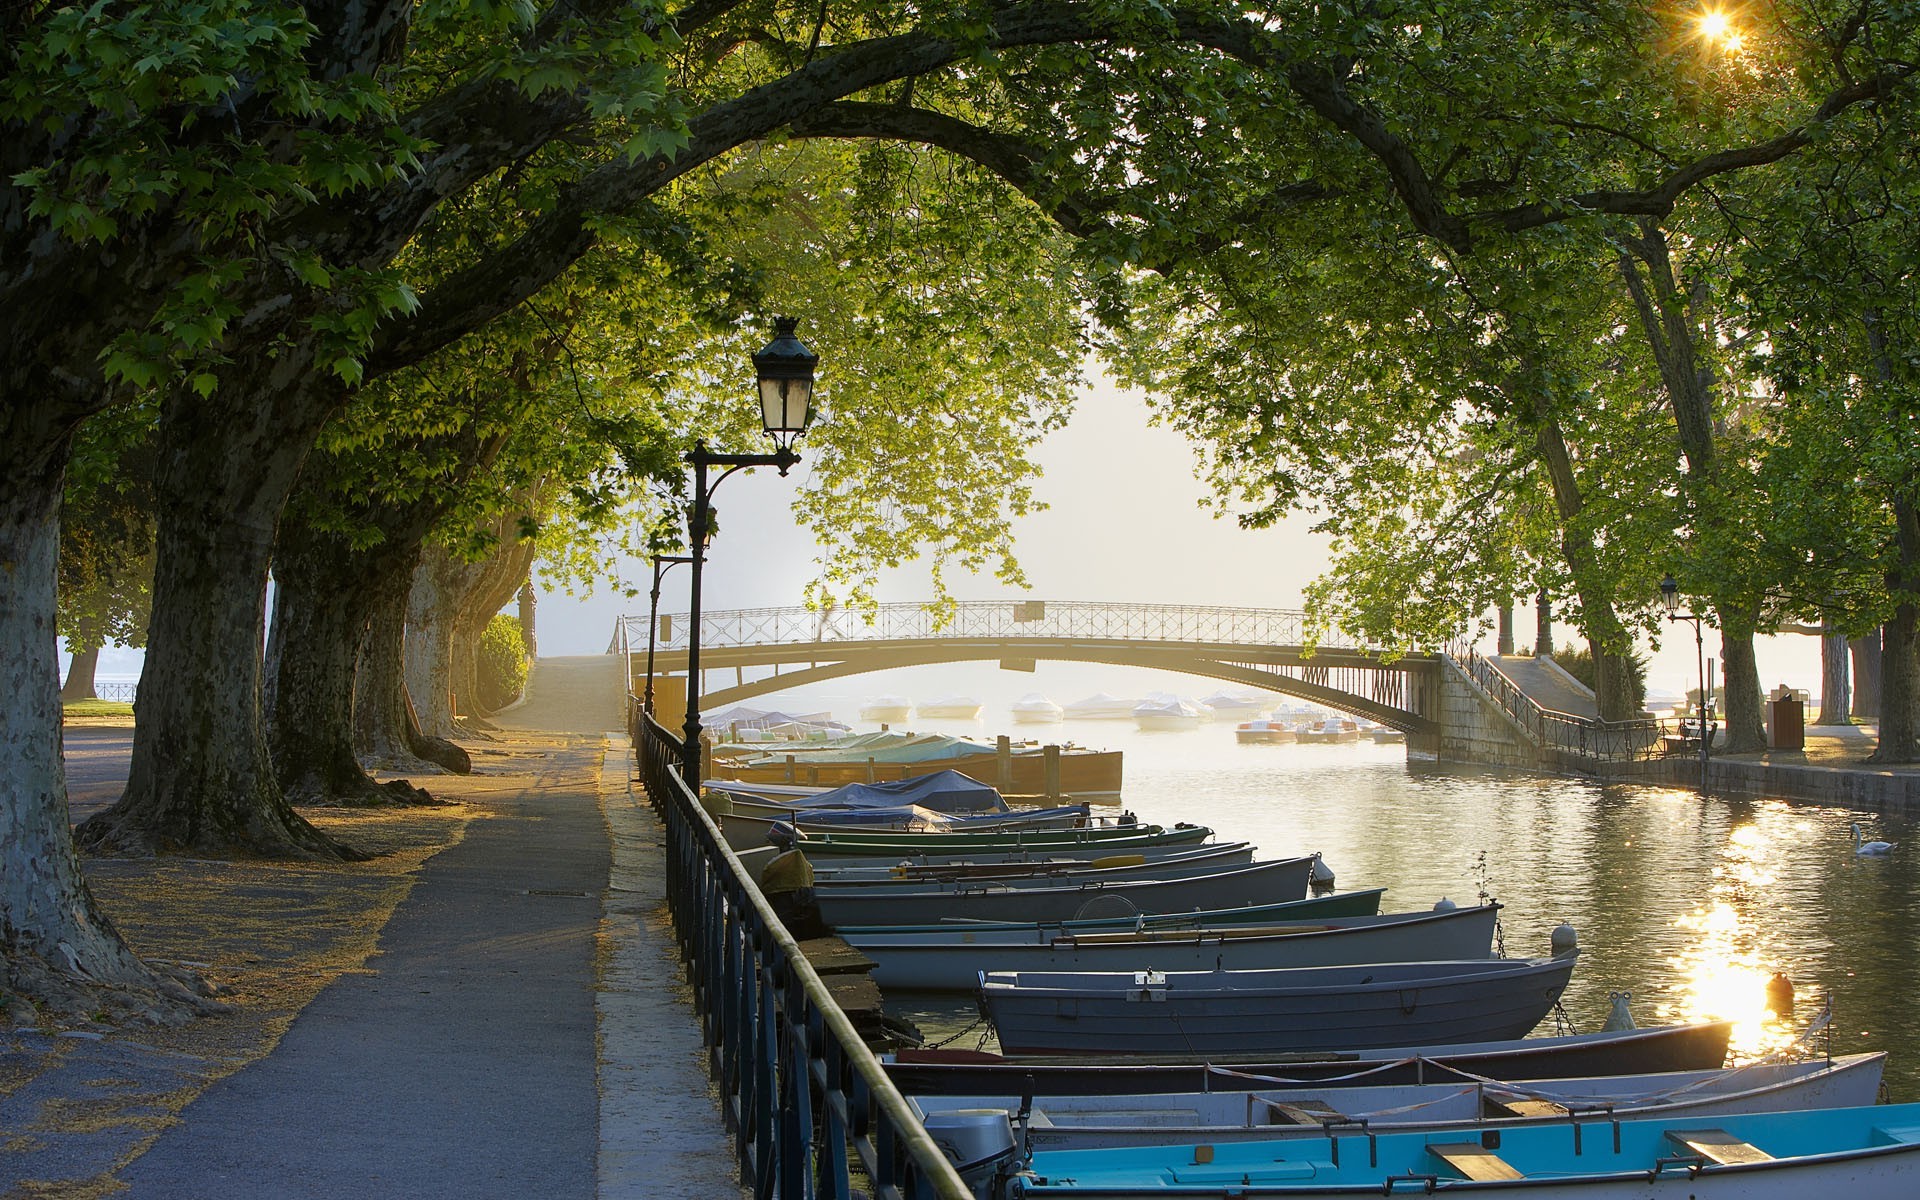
[{"left": 62, "top": 699, "right": 135, "bottom": 718}]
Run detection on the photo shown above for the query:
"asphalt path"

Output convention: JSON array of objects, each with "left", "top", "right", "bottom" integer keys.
[{"left": 60, "top": 724, "right": 132, "bottom": 823}]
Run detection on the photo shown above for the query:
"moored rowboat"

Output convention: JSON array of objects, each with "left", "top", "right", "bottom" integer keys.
[
  {"left": 817, "top": 856, "right": 1315, "bottom": 929},
  {"left": 980, "top": 955, "right": 1579, "bottom": 1056},
  {"left": 845, "top": 903, "right": 1499, "bottom": 991},
  {"left": 1000, "top": 1100, "right": 1920, "bottom": 1197},
  {"left": 886, "top": 1021, "right": 1737, "bottom": 1096},
  {"left": 836, "top": 887, "right": 1387, "bottom": 936},
  {"left": 913, "top": 1052, "right": 1888, "bottom": 1151}
]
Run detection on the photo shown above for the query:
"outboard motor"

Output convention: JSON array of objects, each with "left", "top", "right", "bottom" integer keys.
[{"left": 923, "top": 1108, "right": 1019, "bottom": 1200}]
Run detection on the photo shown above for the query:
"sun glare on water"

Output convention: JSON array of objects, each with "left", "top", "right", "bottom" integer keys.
[{"left": 1670, "top": 821, "right": 1804, "bottom": 1060}]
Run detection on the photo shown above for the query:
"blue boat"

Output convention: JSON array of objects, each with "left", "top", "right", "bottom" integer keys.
[{"left": 982, "top": 1100, "right": 1920, "bottom": 1197}]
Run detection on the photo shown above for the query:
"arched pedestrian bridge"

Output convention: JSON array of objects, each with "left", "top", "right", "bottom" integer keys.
[{"left": 615, "top": 600, "right": 1443, "bottom": 735}]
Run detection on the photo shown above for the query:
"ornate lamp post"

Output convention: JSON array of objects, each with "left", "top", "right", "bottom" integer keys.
[
  {"left": 643, "top": 554, "right": 694, "bottom": 715},
  {"left": 1660, "top": 573, "right": 1712, "bottom": 789},
  {"left": 681, "top": 317, "right": 819, "bottom": 786}
]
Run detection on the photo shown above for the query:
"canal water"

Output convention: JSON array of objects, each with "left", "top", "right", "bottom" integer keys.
[{"left": 857, "top": 716, "right": 1920, "bottom": 1100}]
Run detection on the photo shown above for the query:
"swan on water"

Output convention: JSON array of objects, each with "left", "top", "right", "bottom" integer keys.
[{"left": 1852, "top": 822, "right": 1896, "bottom": 856}]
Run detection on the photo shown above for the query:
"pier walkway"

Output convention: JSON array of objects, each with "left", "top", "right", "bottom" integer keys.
[{"left": 18, "top": 657, "right": 739, "bottom": 1199}]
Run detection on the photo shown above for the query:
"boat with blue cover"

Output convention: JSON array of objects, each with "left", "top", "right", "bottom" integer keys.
[{"left": 977, "top": 1100, "right": 1920, "bottom": 1197}]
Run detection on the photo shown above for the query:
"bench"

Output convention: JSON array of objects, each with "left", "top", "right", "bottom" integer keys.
[
  {"left": 1666, "top": 1128, "right": 1775, "bottom": 1166},
  {"left": 1427, "top": 1142, "right": 1524, "bottom": 1181},
  {"left": 1261, "top": 1099, "right": 1347, "bottom": 1126}
]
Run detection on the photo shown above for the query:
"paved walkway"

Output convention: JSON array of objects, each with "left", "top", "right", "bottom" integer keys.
[{"left": 20, "top": 657, "right": 741, "bottom": 1199}]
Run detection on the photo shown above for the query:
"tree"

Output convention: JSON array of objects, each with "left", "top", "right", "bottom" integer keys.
[
  {"left": 58, "top": 408, "right": 158, "bottom": 700},
  {"left": 8, "top": 0, "right": 1914, "bottom": 1015}
]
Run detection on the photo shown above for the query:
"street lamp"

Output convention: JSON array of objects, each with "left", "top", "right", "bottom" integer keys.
[
  {"left": 1660, "top": 573, "right": 1712, "bottom": 789},
  {"left": 644, "top": 554, "right": 694, "bottom": 715},
  {"left": 681, "top": 317, "right": 819, "bottom": 786}
]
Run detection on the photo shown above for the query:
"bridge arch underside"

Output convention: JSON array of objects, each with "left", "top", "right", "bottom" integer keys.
[{"left": 647, "top": 638, "right": 1441, "bottom": 735}]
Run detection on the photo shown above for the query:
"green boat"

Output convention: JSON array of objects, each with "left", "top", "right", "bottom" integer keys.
[{"left": 789, "top": 821, "right": 1214, "bottom": 857}]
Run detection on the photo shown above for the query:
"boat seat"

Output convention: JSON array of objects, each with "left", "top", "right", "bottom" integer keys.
[
  {"left": 1485, "top": 1097, "right": 1570, "bottom": 1119},
  {"left": 1665, "top": 1128, "right": 1775, "bottom": 1166},
  {"left": 1262, "top": 1099, "right": 1346, "bottom": 1126},
  {"left": 1426, "top": 1142, "right": 1525, "bottom": 1181}
]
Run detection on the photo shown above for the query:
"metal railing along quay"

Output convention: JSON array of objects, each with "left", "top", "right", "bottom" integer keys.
[
  {"left": 1455, "top": 648, "right": 1664, "bottom": 767},
  {"left": 632, "top": 707, "right": 970, "bottom": 1200}
]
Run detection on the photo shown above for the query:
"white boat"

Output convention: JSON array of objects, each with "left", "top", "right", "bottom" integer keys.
[
  {"left": 844, "top": 903, "right": 1500, "bottom": 990},
  {"left": 858, "top": 694, "right": 912, "bottom": 723},
  {"left": 981, "top": 955, "right": 1579, "bottom": 1056},
  {"left": 1235, "top": 719, "right": 1296, "bottom": 744},
  {"left": 1295, "top": 717, "right": 1360, "bottom": 744},
  {"left": 1061, "top": 693, "right": 1135, "bottom": 720},
  {"left": 992, "top": 1099, "right": 1920, "bottom": 1198},
  {"left": 1011, "top": 693, "right": 1064, "bottom": 723},
  {"left": 914, "top": 1052, "right": 1887, "bottom": 1151},
  {"left": 1132, "top": 692, "right": 1208, "bottom": 731},
  {"left": 1198, "top": 690, "right": 1266, "bottom": 720},
  {"left": 916, "top": 695, "right": 985, "bottom": 720},
  {"left": 1371, "top": 725, "right": 1407, "bottom": 744}
]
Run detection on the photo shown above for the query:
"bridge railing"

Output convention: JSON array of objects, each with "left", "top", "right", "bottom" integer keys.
[
  {"left": 1456, "top": 648, "right": 1663, "bottom": 765},
  {"left": 619, "top": 600, "right": 1376, "bottom": 655},
  {"left": 631, "top": 706, "right": 970, "bottom": 1200}
]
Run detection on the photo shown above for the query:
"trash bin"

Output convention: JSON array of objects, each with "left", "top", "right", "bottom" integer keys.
[{"left": 1766, "top": 685, "right": 1806, "bottom": 751}]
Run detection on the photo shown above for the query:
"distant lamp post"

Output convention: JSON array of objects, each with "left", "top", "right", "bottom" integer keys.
[
  {"left": 643, "top": 554, "right": 694, "bottom": 715},
  {"left": 1660, "top": 573, "right": 1712, "bottom": 788},
  {"left": 681, "top": 317, "right": 819, "bottom": 786}
]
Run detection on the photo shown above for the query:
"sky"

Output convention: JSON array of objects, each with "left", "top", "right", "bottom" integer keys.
[{"left": 525, "top": 367, "right": 1829, "bottom": 711}]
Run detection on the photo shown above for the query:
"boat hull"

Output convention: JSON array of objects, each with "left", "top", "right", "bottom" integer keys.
[
  {"left": 710, "top": 746, "right": 1124, "bottom": 798},
  {"left": 838, "top": 888, "right": 1387, "bottom": 935},
  {"left": 917, "top": 1053, "right": 1887, "bottom": 1151},
  {"left": 780, "top": 823, "right": 1215, "bottom": 857},
  {"left": 814, "top": 843, "right": 1258, "bottom": 887},
  {"left": 847, "top": 904, "right": 1499, "bottom": 991},
  {"left": 886, "top": 1022, "right": 1735, "bottom": 1096},
  {"left": 817, "top": 856, "right": 1314, "bottom": 929},
  {"left": 1008, "top": 1100, "right": 1920, "bottom": 1198},
  {"left": 982, "top": 956, "right": 1578, "bottom": 1056}
]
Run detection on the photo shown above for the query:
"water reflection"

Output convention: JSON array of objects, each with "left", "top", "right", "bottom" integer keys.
[{"left": 880, "top": 719, "right": 1916, "bottom": 1097}]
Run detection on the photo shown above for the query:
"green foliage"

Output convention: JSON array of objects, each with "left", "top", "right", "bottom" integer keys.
[
  {"left": 476, "top": 613, "right": 528, "bottom": 711},
  {"left": 59, "top": 406, "right": 159, "bottom": 652}
]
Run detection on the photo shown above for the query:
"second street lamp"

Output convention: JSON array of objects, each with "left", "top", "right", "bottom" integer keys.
[
  {"left": 643, "top": 554, "right": 694, "bottom": 716},
  {"left": 1660, "top": 573, "right": 1713, "bottom": 790},
  {"left": 680, "top": 317, "right": 819, "bottom": 787}
]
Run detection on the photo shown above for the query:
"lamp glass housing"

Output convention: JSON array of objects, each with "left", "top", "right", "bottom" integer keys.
[
  {"left": 1659, "top": 574, "right": 1680, "bottom": 618},
  {"left": 752, "top": 316, "right": 819, "bottom": 448}
]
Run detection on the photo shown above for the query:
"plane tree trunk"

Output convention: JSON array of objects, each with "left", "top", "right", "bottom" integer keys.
[
  {"left": 61, "top": 642, "right": 101, "bottom": 702},
  {"left": 1718, "top": 606, "right": 1767, "bottom": 753},
  {"left": 73, "top": 372, "right": 359, "bottom": 860},
  {"left": 452, "top": 539, "right": 536, "bottom": 719},
  {"left": 1525, "top": 386, "right": 1638, "bottom": 721},
  {"left": 1869, "top": 497, "right": 1920, "bottom": 763},
  {"left": 1853, "top": 633, "right": 1883, "bottom": 719},
  {"left": 354, "top": 551, "right": 470, "bottom": 775},
  {"left": 0, "top": 407, "right": 203, "bottom": 1018},
  {"left": 1818, "top": 627, "right": 1851, "bottom": 725},
  {"left": 266, "top": 528, "right": 434, "bottom": 807}
]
